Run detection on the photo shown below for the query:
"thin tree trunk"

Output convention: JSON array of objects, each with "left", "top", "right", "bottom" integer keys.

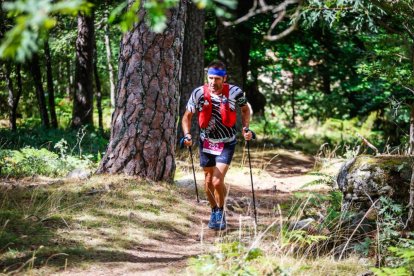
[
  {"left": 5, "top": 62, "right": 22, "bottom": 131},
  {"left": 97, "top": 1, "right": 187, "bottom": 181},
  {"left": 5, "top": 62, "right": 15, "bottom": 130},
  {"left": 216, "top": 2, "right": 253, "bottom": 129},
  {"left": 66, "top": 59, "right": 73, "bottom": 98},
  {"left": 407, "top": 160, "right": 414, "bottom": 229},
  {"left": 29, "top": 54, "right": 50, "bottom": 128},
  {"left": 177, "top": 1, "right": 204, "bottom": 143},
  {"left": 94, "top": 40, "right": 103, "bottom": 130},
  {"left": 104, "top": 9, "right": 116, "bottom": 109},
  {"left": 45, "top": 37, "right": 58, "bottom": 128},
  {"left": 291, "top": 89, "right": 296, "bottom": 127},
  {"left": 406, "top": 40, "right": 414, "bottom": 228},
  {"left": 72, "top": 10, "right": 95, "bottom": 128}
]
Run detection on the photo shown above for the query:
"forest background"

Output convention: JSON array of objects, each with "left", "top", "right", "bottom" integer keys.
[{"left": 1, "top": 0, "right": 414, "bottom": 275}]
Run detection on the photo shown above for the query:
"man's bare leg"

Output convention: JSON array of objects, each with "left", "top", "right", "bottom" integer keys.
[
  {"left": 203, "top": 167, "right": 216, "bottom": 207},
  {"left": 212, "top": 163, "right": 230, "bottom": 208}
]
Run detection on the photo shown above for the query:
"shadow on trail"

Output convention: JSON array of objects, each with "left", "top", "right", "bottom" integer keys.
[{"left": 0, "top": 178, "right": 202, "bottom": 275}]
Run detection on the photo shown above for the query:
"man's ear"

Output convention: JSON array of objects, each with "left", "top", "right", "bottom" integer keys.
[{"left": 223, "top": 75, "right": 227, "bottom": 82}]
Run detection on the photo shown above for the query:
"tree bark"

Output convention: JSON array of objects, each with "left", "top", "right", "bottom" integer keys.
[
  {"left": 45, "top": 37, "right": 58, "bottom": 128},
  {"left": 28, "top": 54, "right": 50, "bottom": 128},
  {"left": 71, "top": 10, "right": 95, "bottom": 128},
  {"left": 406, "top": 40, "right": 414, "bottom": 228},
  {"left": 406, "top": 161, "right": 414, "bottom": 229},
  {"left": 97, "top": 1, "right": 187, "bottom": 181},
  {"left": 177, "top": 1, "right": 205, "bottom": 143},
  {"left": 104, "top": 9, "right": 116, "bottom": 109},
  {"left": 94, "top": 39, "right": 103, "bottom": 130}
]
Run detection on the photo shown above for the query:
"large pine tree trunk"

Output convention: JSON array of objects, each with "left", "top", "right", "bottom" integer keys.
[
  {"left": 71, "top": 10, "right": 95, "bottom": 128},
  {"left": 45, "top": 37, "right": 58, "bottom": 128},
  {"left": 29, "top": 54, "right": 50, "bottom": 128},
  {"left": 177, "top": 1, "right": 204, "bottom": 143},
  {"left": 97, "top": 1, "right": 187, "bottom": 181}
]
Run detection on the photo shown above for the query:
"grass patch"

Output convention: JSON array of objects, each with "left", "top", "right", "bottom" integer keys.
[{"left": 0, "top": 175, "right": 194, "bottom": 274}]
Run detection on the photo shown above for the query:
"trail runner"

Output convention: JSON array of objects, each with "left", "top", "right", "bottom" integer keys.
[{"left": 181, "top": 60, "right": 254, "bottom": 230}]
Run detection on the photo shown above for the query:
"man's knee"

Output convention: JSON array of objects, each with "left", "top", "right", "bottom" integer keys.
[
  {"left": 204, "top": 169, "right": 214, "bottom": 186},
  {"left": 212, "top": 176, "right": 223, "bottom": 188}
]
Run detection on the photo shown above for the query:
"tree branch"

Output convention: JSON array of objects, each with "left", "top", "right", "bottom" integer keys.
[
  {"left": 221, "top": 0, "right": 301, "bottom": 42},
  {"left": 265, "top": 2, "right": 302, "bottom": 41},
  {"left": 357, "top": 133, "right": 379, "bottom": 155}
]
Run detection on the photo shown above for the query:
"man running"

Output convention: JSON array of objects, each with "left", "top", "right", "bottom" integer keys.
[{"left": 181, "top": 60, "right": 253, "bottom": 230}]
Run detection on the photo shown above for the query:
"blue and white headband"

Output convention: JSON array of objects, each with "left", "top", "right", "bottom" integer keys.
[{"left": 207, "top": 67, "right": 227, "bottom": 77}]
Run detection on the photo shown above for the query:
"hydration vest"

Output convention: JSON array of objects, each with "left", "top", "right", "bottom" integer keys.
[{"left": 198, "top": 83, "right": 237, "bottom": 128}]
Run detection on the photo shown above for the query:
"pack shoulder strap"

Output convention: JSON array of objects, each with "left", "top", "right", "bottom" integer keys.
[{"left": 222, "top": 83, "right": 229, "bottom": 98}]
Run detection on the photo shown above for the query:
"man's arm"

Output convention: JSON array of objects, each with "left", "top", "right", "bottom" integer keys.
[
  {"left": 240, "top": 104, "right": 253, "bottom": 140},
  {"left": 182, "top": 110, "right": 193, "bottom": 146}
]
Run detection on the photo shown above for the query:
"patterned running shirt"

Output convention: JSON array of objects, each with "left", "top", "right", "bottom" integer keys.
[{"left": 186, "top": 84, "right": 247, "bottom": 142}]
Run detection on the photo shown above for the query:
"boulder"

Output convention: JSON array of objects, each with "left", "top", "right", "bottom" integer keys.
[{"left": 337, "top": 155, "right": 413, "bottom": 209}]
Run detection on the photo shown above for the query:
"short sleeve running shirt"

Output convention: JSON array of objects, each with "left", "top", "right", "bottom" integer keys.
[{"left": 186, "top": 84, "right": 247, "bottom": 142}]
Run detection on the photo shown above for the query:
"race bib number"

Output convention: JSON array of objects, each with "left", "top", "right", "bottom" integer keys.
[{"left": 202, "top": 139, "right": 224, "bottom": 155}]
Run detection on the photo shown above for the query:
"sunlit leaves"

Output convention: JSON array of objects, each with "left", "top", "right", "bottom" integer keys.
[
  {"left": 109, "top": 0, "right": 236, "bottom": 33},
  {"left": 108, "top": 1, "right": 141, "bottom": 32},
  {"left": 301, "top": 0, "right": 383, "bottom": 31},
  {"left": 144, "top": 0, "right": 179, "bottom": 33},
  {"left": 0, "top": 0, "right": 90, "bottom": 61},
  {"left": 0, "top": 0, "right": 238, "bottom": 61}
]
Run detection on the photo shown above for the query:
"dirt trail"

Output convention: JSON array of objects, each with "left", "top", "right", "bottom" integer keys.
[{"left": 54, "top": 149, "right": 338, "bottom": 275}]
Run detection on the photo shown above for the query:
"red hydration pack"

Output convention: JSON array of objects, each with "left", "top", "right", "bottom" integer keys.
[{"left": 198, "top": 83, "right": 237, "bottom": 128}]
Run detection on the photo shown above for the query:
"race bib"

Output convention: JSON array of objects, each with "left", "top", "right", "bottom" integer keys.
[{"left": 202, "top": 139, "right": 224, "bottom": 155}]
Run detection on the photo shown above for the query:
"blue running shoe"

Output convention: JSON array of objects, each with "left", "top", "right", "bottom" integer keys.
[
  {"left": 215, "top": 208, "right": 226, "bottom": 230},
  {"left": 208, "top": 208, "right": 218, "bottom": 229}
]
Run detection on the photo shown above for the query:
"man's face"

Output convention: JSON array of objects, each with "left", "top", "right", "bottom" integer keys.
[{"left": 207, "top": 74, "right": 226, "bottom": 93}]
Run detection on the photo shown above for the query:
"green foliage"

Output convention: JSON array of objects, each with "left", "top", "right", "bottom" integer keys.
[
  {"left": 109, "top": 0, "right": 236, "bottom": 33},
  {"left": 370, "top": 197, "right": 414, "bottom": 274},
  {"left": 282, "top": 229, "right": 328, "bottom": 246},
  {"left": 354, "top": 237, "right": 372, "bottom": 257},
  {"left": 249, "top": 117, "right": 297, "bottom": 144},
  {"left": 302, "top": 0, "right": 383, "bottom": 31},
  {"left": 372, "top": 245, "right": 414, "bottom": 276},
  {"left": 189, "top": 241, "right": 278, "bottom": 275},
  {"left": 0, "top": 145, "right": 94, "bottom": 177},
  {"left": 0, "top": 0, "right": 91, "bottom": 61},
  {"left": 108, "top": 0, "right": 142, "bottom": 32},
  {"left": 0, "top": 127, "right": 108, "bottom": 160}
]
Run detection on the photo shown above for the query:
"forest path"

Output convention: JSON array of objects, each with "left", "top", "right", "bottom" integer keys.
[{"left": 55, "top": 149, "right": 341, "bottom": 275}]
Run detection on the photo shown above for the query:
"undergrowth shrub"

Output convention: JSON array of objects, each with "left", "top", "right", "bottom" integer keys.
[
  {"left": 0, "top": 146, "right": 94, "bottom": 177},
  {"left": 0, "top": 126, "right": 108, "bottom": 161},
  {"left": 189, "top": 241, "right": 283, "bottom": 275},
  {"left": 372, "top": 197, "right": 414, "bottom": 275},
  {"left": 249, "top": 111, "right": 388, "bottom": 155}
]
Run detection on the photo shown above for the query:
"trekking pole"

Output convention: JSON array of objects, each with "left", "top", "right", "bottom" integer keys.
[
  {"left": 245, "top": 129, "right": 258, "bottom": 225},
  {"left": 188, "top": 146, "right": 200, "bottom": 203}
]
